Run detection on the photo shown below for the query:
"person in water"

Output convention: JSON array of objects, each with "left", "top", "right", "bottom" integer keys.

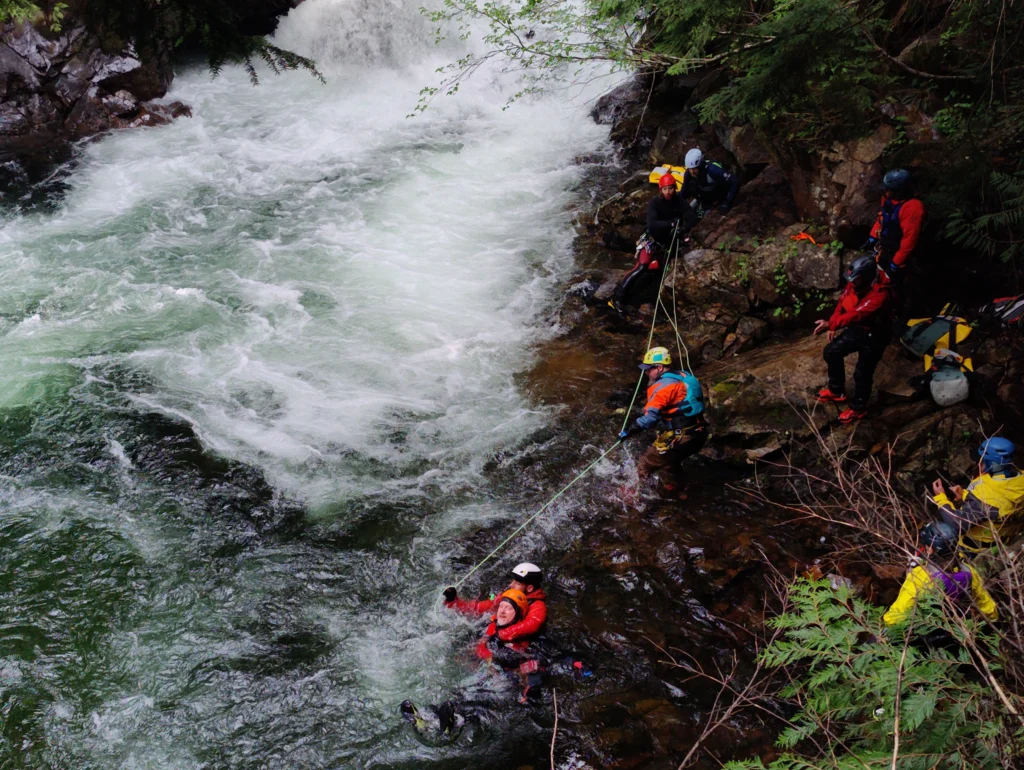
[
  {"left": 401, "top": 577, "right": 547, "bottom": 740},
  {"left": 883, "top": 521, "right": 997, "bottom": 627},
  {"left": 442, "top": 561, "right": 548, "bottom": 641},
  {"left": 608, "top": 172, "right": 695, "bottom": 314},
  {"left": 618, "top": 346, "right": 707, "bottom": 498}
]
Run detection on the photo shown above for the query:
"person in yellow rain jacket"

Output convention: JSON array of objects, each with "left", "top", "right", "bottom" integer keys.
[
  {"left": 932, "top": 437, "right": 1024, "bottom": 553},
  {"left": 884, "top": 521, "right": 997, "bottom": 627}
]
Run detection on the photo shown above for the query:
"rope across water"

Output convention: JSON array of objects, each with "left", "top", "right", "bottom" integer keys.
[{"left": 451, "top": 222, "right": 693, "bottom": 590}]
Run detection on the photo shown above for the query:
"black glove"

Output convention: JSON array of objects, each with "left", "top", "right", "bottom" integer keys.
[
  {"left": 442, "top": 587, "right": 457, "bottom": 602},
  {"left": 717, "top": 204, "right": 730, "bottom": 215}
]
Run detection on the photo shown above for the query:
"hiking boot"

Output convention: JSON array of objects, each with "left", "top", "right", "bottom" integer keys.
[
  {"left": 838, "top": 407, "right": 868, "bottom": 424},
  {"left": 607, "top": 298, "right": 626, "bottom": 314},
  {"left": 815, "top": 386, "right": 848, "bottom": 404}
]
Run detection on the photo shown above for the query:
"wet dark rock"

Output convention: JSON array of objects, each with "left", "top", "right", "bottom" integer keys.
[
  {"left": 714, "top": 124, "right": 771, "bottom": 168},
  {"left": 0, "top": 19, "right": 190, "bottom": 180},
  {"left": 690, "top": 165, "right": 798, "bottom": 251},
  {"left": 593, "top": 270, "right": 626, "bottom": 303},
  {"left": 773, "top": 124, "right": 895, "bottom": 238},
  {"left": 591, "top": 76, "right": 650, "bottom": 127},
  {"left": 673, "top": 248, "right": 750, "bottom": 314},
  {"left": 649, "top": 113, "right": 699, "bottom": 166}
]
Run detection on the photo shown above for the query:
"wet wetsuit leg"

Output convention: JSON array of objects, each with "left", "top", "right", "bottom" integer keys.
[{"left": 614, "top": 260, "right": 654, "bottom": 304}]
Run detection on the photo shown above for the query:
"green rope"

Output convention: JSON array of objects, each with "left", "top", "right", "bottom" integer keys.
[
  {"left": 453, "top": 440, "right": 622, "bottom": 589},
  {"left": 450, "top": 223, "right": 684, "bottom": 590}
]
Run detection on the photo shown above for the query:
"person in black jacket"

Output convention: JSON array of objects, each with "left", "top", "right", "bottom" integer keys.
[
  {"left": 680, "top": 147, "right": 740, "bottom": 217},
  {"left": 608, "top": 173, "right": 695, "bottom": 313}
]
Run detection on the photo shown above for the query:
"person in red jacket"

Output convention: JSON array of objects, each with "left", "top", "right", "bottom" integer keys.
[
  {"left": 443, "top": 562, "right": 548, "bottom": 644},
  {"left": 813, "top": 256, "right": 894, "bottom": 423},
  {"left": 865, "top": 168, "right": 925, "bottom": 287},
  {"left": 474, "top": 589, "right": 533, "bottom": 663}
]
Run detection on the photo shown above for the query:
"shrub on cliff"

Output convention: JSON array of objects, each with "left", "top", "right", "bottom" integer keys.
[{"left": 720, "top": 578, "right": 1020, "bottom": 770}]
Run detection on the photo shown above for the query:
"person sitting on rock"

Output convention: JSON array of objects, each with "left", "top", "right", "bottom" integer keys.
[
  {"left": 932, "top": 437, "right": 1024, "bottom": 554},
  {"left": 813, "top": 255, "right": 894, "bottom": 424},
  {"left": 617, "top": 346, "right": 707, "bottom": 498},
  {"left": 863, "top": 168, "right": 925, "bottom": 290},
  {"left": 608, "top": 172, "right": 695, "bottom": 314},
  {"left": 883, "top": 521, "right": 997, "bottom": 627},
  {"left": 679, "top": 147, "right": 740, "bottom": 218},
  {"left": 443, "top": 562, "right": 548, "bottom": 641}
]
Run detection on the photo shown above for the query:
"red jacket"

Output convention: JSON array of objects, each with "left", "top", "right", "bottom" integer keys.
[
  {"left": 446, "top": 587, "right": 548, "bottom": 643},
  {"left": 475, "top": 620, "right": 532, "bottom": 661},
  {"left": 828, "top": 273, "right": 892, "bottom": 332},
  {"left": 869, "top": 194, "right": 925, "bottom": 268}
]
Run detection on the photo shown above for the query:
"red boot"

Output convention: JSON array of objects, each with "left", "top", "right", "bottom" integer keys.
[
  {"left": 838, "top": 406, "right": 868, "bottom": 424},
  {"left": 815, "top": 387, "right": 848, "bottom": 404}
]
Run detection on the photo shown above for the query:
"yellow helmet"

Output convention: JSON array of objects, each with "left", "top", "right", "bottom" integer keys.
[{"left": 640, "top": 346, "right": 672, "bottom": 370}]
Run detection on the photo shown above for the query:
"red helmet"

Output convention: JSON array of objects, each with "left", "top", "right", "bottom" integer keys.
[{"left": 658, "top": 173, "right": 677, "bottom": 189}]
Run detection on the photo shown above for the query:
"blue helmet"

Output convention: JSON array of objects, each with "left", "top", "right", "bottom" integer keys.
[
  {"left": 979, "top": 437, "right": 1016, "bottom": 471},
  {"left": 883, "top": 168, "right": 911, "bottom": 194}
]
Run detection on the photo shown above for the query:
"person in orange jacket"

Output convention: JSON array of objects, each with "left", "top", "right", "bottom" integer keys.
[
  {"left": 814, "top": 256, "right": 894, "bottom": 423},
  {"left": 864, "top": 168, "right": 925, "bottom": 288},
  {"left": 473, "top": 589, "right": 534, "bottom": 665},
  {"left": 617, "top": 345, "right": 707, "bottom": 497},
  {"left": 402, "top": 569, "right": 549, "bottom": 740},
  {"left": 443, "top": 561, "right": 548, "bottom": 644}
]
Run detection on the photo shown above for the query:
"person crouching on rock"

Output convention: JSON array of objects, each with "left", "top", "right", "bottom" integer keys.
[
  {"left": 679, "top": 147, "right": 740, "bottom": 219},
  {"left": 608, "top": 172, "right": 695, "bottom": 314},
  {"left": 883, "top": 521, "right": 997, "bottom": 628},
  {"left": 813, "top": 255, "right": 893, "bottom": 424},
  {"left": 618, "top": 346, "right": 707, "bottom": 499}
]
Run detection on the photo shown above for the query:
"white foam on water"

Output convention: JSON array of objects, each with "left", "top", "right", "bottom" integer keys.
[{"left": 0, "top": 0, "right": 615, "bottom": 764}]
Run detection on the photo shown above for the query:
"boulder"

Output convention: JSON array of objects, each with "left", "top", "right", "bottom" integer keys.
[
  {"left": 698, "top": 333, "right": 928, "bottom": 465},
  {"left": 784, "top": 242, "right": 840, "bottom": 290},
  {"left": 102, "top": 89, "right": 139, "bottom": 117},
  {"left": 774, "top": 124, "right": 897, "bottom": 239},
  {"left": 64, "top": 91, "right": 112, "bottom": 136},
  {"left": 673, "top": 248, "right": 750, "bottom": 314},
  {"left": 691, "top": 166, "right": 798, "bottom": 252},
  {"left": 715, "top": 124, "right": 771, "bottom": 168},
  {"left": 649, "top": 112, "right": 700, "bottom": 166},
  {"left": 0, "top": 18, "right": 181, "bottom": 160}
]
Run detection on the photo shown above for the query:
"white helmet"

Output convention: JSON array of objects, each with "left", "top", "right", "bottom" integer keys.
[
  {"left": 510, "top": 562, "right": 543, "bottom": 585},
  {"left": 684, "top": 148, "right": 703, "bottom": 169},
  {"left": 930, "top": 367, "right": 970, "bottom": 407}
]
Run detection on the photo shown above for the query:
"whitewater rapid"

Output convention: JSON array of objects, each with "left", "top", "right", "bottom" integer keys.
[{"left": 0, "top": 0, "right": 612, "bottom": 767}]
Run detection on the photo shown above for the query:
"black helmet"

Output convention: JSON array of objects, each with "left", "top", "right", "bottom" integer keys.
[
  {"left": 843, "top": 255, "right": 877, "bottom": 284},
  {"left": 918, "top": 521, "right": 958, "bottom": 556},
  {"left": 883, "top": 168, "right": 911, "bottom": 195}
]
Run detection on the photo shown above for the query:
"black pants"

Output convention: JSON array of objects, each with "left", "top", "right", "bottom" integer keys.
[{"left": 823, "top": 327, "right": 890, "bottom": 410}]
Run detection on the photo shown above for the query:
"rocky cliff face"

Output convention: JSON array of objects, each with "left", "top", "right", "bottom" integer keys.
[
  {"left": 0, "top": 21, "right": 188, "bottom": 150},
  {"left": 572, "top": 71, "right": 1023, "bottom": 481}
]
